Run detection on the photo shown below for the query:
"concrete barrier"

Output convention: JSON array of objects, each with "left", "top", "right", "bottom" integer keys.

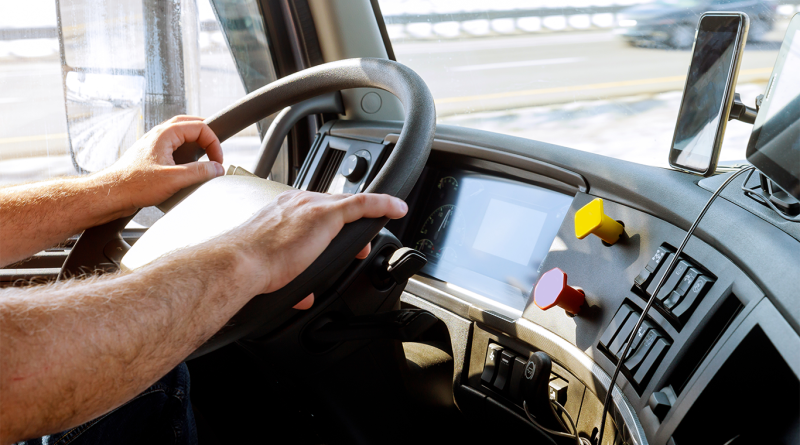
[{"left": 382, "top": 2, "right": 800, "bottom": 39}]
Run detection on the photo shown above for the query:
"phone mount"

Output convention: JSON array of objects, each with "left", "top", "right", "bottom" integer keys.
[
  {"left": 723, "top": 92, "right": 800, "bottom": 218},
  {"left": 742, "top": 169, "right": 800, "bottom": 218},
  {"left": 725, "top": 93, "right": 800, "bottom": 217},
  {"left": 728, "top": 92, "right": 758, "bottom": 124}
]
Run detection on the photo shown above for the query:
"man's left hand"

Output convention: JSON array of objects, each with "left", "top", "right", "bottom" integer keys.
[{"left": 101, "top": 115, "right": 225, "bottom": 214}]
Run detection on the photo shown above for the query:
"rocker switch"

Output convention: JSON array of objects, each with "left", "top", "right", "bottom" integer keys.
[
  {"left": 481, "top": 343, "right": 504, "bottom": 385},
  {"left": 493, "top": 350, "right": 516, "bottom": 392}
]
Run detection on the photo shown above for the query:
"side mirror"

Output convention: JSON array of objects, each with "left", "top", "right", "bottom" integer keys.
[{"left": 55, "top": 0, "right": 187, "bottom": 173}]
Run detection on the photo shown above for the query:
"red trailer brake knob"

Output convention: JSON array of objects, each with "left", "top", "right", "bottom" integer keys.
[{"left": 533, "top": 268, "right": 585, "bottom": 316}]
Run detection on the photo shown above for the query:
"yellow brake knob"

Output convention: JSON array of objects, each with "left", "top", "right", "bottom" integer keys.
[{"left": 574, "top": 198, "right": 624, "bottom": 245}]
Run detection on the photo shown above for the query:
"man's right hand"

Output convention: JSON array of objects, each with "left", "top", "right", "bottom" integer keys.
[
  {"left": 226, "top": 190, "right": 408, "bottom": 298},
  {"left": 0, "top": 159, "right": 407, "bottom": 445}
]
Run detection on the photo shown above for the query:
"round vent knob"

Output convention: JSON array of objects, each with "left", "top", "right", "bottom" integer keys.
[{"left": 342, "top": 154, "right": 369, "bottom": 182}]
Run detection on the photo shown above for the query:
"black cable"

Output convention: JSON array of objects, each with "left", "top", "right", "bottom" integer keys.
[
  {"left": 548, "top": 395, "right": 571, "bottom": 433},
  {"left": 597, "top": 166, "right": 756, "bottom": 445},
  {"left": 523, "top": 400, "right": 575, "bottom": 444},
  {"left": 551, "top": 399, "right": 581, "bottom": 445}
]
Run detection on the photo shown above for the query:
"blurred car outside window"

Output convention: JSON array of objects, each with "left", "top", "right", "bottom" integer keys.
[{"left": 379, "top": 0, "right": 798, "bottom": 168}]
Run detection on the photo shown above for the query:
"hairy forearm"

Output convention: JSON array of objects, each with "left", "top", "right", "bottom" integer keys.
[
  {"left": 0, "top": 239, "right": 265, "bottom": 443},
  {"left": 0, "top": 172, "right": 131, "bottom": 267}
]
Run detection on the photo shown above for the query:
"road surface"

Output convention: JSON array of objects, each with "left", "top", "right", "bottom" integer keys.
[
  {"left": 0, "top": 27, "right": 785, "bottom": 182},
  {"left": 393, "top": 30, "right": 782, "bottom": 116}
]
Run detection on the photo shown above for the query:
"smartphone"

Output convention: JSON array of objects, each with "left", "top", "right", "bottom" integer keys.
[{"left": 669, "top": 12, "right": 749, "bottom": 176}]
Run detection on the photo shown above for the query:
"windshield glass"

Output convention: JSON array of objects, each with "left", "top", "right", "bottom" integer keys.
[{"left": 379, "top": 0, "right": 794, "bottom": 168}]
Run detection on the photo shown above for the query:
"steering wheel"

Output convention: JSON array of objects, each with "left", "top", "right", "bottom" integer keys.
[{"left": 97, "top": 58, "right": 434, "bottom": 358}]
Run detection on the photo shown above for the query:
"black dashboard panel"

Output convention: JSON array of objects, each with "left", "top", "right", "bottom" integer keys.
[{"left": 321, "top": 120, "right": 800, "bottom": 445}]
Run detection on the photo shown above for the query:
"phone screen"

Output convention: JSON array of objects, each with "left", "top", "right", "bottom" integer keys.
[{"left": 670, "top": 15, "right": 743, "bottom": 173}]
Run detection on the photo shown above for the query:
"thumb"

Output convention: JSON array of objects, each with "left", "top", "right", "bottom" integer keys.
[{"left": 171, "top": 161, "right": 225, "bottom": 189}]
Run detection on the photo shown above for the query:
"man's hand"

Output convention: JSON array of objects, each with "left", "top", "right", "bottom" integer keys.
[
  {"left": 101, "top": 116, "right": 225, "bottom": 215},
  {"left": 0, "top": 116, "right": 224, "bottom": 267},
  {"left": 229, "top": 190, "right": 408, "bottom": 297},
  {"left": 0, "top": 190, "right": 407, "bottom": 443}
]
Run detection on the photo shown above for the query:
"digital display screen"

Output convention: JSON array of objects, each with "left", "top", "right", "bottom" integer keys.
[
  {"left": 472, "top": 199, "right": 547, "bottom": 266},
  {"left": 671, "top": 16, "right": 741, "bottom": 172},
  {"left": 412, "top": 170, "right": 573, "bottom": 312},
  {"left": 746, "top": 25, "right": 800, "bottom": 199}
]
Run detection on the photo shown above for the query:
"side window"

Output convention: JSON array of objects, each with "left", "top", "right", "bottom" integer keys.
[{"left": 0, "top": 0, "right": 276, "bottom": 191}]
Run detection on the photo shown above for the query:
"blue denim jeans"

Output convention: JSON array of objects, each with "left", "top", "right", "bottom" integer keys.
[{"left": 22, "top": 363, "right": 197, "bottom": 445}]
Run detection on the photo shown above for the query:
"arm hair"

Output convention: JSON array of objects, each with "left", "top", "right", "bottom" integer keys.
[
  {"left": 0, "top": 238, "right": 264, "bottom": 444},
  {"left": 0, "top": 173, "right": 133, "bottom": 267}
]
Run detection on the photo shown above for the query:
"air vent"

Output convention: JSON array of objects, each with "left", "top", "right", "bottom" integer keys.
[{"left": 311, "top": 148, "right": 346, "bottom": 192}]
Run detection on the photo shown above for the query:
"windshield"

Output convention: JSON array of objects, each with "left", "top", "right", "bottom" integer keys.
[{"left": 379, "top": 0, "right": 793, "bottom": 168}]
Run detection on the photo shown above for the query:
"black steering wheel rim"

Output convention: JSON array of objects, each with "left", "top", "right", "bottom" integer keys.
[{"left": 63, "top": 58, "right": 436, "bottom": 359}]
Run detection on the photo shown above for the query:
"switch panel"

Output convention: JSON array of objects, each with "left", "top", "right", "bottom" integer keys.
[
  {"left": 599, "top": 304, "right": 672, "bottom": 390},
  {"left": 634, "top": 244, "right": 716, "bottom": 328},
  {"left": 473, "top": 336, "right": 585, "bottom": 429}
]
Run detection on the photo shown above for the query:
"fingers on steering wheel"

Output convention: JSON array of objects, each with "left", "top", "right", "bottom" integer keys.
[
  {"left": 168, "top": 161, "right": 225, "bottom": 187},
  {"left": 293, "top": 293, "right": 314, "bottom": 310},
  {"left": 335, "top": 194, "right": 408, "bottom": 223},
  {"left": 356, "top": 243, "right": 371, "bottom": 259},
  {"left": 169, "top": 121, "right": 224, "bottom": 164}
]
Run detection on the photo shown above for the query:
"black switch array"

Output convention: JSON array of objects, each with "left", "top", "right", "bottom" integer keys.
[
  {"left": 481, "top": 343, "right": 521, "bottom": 395},
  {"left": 634, "top": 245, "right": 715, "bottom": 326},
  {"left": 599, "top": 304, "right": 672, "bottom": 388},
  {"left": 480, "top": 343, "right": 569, "bottom": 407}
]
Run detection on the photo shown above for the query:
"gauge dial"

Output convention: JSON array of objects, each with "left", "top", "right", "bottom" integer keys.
[
  {"left": 437, "top": 176, "right": 458, "bottom": 197},
  {"left": 415, "top": 239, "right": 436, "bottom": 258},
  {"left": 420, "top": 204, "right": 456, "bottom": 243}
]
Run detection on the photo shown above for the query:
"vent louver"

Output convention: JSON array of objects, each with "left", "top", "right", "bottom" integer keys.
[{"left": 312, "top": 148, "right": 346, "bottom": 192}]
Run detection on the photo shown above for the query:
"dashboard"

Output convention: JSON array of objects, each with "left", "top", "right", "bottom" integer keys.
[
  {"left": 4, "top": 116, "right": 797, "bottom": 444},
  {"left": 295, "top": 119, "right": 800, "bottom": 445}
]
